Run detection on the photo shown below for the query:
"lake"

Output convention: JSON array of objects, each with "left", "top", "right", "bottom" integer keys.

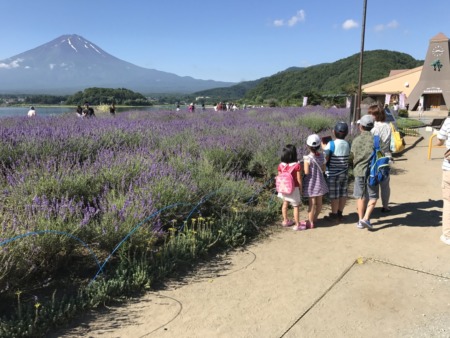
[{"left": 0, "top": 106, "right": 165, "bottom": 118}]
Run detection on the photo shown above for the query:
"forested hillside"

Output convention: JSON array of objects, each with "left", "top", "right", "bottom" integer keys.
[
  {"left": 192, "top": 79, "right": 263, "bottom": 101},
  {"left": 65, "top": 87, "right": 152, "bottom": 106},
  {"left": 191, "top": 50, "right": 423, "bottom": 105}
]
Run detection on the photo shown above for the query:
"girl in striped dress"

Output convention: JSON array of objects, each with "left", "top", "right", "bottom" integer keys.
[{"left": 302, "top": 134, "right": 329, "bottom": 228}]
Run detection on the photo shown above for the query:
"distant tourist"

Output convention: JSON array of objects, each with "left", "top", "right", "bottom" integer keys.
[
  {"left": 109, "top": 103, "right": 116, "bottom": 116},
  {"left": 418, "top": 103, "right": 424, "bottom": 119},
  {"left": 83, "top": 102, "right": 95, "bottom": 118},
  {"left": 76, "top": 105, "right": 83, "bottom": 118},
  {"left": 176, "top": 103, "right": 180, "bottom": 111},
  {"left": 393, "top": 101, "right": 399, "bottom": 116},
  {"left": 27, "top": 106, "right": 36, "bottom": 117}
]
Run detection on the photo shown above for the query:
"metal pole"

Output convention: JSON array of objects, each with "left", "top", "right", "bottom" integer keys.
[{"left": 356, "top": 0, "right": 368, "bottom": 121}]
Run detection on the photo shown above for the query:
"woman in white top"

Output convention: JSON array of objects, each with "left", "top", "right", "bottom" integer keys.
[{"left": 369, "top": 104, "right": 392, "bottom": 212}]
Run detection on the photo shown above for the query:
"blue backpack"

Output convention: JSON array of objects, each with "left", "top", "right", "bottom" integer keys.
[{"left": 367, "top": 135, "right": 390, "bottom": 186}]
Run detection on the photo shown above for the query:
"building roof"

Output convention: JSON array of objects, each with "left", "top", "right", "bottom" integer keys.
[
  {"left": 389, "top": 69, "right": 410, "bottom": 77},
  {"left": 362, "top": 66, "right": 422, "bottom": 89},
  {"left": 431, "top": 32, "right": 448, "bottom": 42}
]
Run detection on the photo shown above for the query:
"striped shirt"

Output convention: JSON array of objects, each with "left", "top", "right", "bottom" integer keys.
[
  {"left": 302, "top": 153, "right": 329, "bottom": 197},
  {"left": 324, "top": 139, "right": 350, "bottom": 176},
  {"left": 437, "top": 117, "right": 450, "bottom": 171}
]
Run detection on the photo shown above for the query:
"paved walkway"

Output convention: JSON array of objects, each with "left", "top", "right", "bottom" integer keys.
[{"left": 53, "top": 129, "right": 450, "bottom": 338}]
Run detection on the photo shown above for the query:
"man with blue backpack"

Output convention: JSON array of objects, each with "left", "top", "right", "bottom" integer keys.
[{"left": 350, "top": 114, "right": 385, "bottom": 230}]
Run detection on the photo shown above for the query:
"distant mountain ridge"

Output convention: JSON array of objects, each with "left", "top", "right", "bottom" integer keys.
[
  {"left": 192, "top": 50, "right": 423, "bottom": 102},
  {"left": 245, "top": 50, "right": 423, "bottom": 102},
  {"left": 0, "top": 34, "right": 235, "bottom": 94}
]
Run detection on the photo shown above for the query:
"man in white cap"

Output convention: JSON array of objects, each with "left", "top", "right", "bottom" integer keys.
[{"left": 350, "top": 114, "right": 378, "bottom": 229}]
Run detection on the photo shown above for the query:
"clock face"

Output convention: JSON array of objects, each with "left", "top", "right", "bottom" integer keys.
[{"left": 432, "top": 44, "right": 444, "bottom": 57}]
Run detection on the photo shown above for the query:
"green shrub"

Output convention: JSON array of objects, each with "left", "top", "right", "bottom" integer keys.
[
  {"left": 398, "top": 109, "right": 408, "bottom": 118},
  {"left": 291, "top": 114, "right": 335, "bottom": 133},
  {"left": 397, "top": 118, "right": 425, "bottom": 129}
]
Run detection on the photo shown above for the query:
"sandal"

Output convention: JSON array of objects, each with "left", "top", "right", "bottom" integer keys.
[
  {"left": 282, "top": 220, "right": 295, "bottom": 227},
  {"left": 381, "top": 207, "right": 391, "bottom": 213}
]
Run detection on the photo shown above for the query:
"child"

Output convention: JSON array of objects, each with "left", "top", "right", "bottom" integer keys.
[
  {"left": 323, "top": 122, "right": 350, "bottom": 222},
  {"left": 277, "top": 144, "right": 303, "bottom": 229},
  {"left": 350, "top": 114, "right": 378, "bottom": 230},
  {"left": 302, "top": 134, "right": 329, "bottom": 228}
]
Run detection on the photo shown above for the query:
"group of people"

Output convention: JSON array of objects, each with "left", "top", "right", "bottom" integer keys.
[
  {"left": 214, "top": 102, "right": 239, "bottom": 111},
  {"left": 177, "top": 103, "right": 205, "bottom": 112},
  {"left": 76, "top": 102, "right": 96, "bottom": 118},
  {"left": 277, "top": 103, "right": 393, "bottom": 231}
]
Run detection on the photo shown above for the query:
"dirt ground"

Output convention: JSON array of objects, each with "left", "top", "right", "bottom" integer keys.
[{"left": 51, "top": 119, "right": 450, "bottom": 338}]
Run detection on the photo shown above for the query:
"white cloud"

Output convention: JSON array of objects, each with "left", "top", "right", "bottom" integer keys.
[
  {"left": 0, "top": 58, "right": 23, "bottom": 69},
  {"left": 273, "top": 19, "right": 284, "bottom": 27},
  {"left": 374, "top": 24, "right": 384, "bottom": 32},
  {"left": 342, "top": 19, "right": 358, "bottom": 30},
  {"left": 49, "top": 64, "right": 56, "bottom": 70},
  {"left": 375, "top": 20, "right": 399, "bottom": 32},
  {"left": 288, "top": 10, "right": 306, "bottom": 27},
  {"left": 273, "top": 9, "right": 305, "bottom": 27},
  {"left": 387, "top": 20, "right": 399, "bottom": 29}
]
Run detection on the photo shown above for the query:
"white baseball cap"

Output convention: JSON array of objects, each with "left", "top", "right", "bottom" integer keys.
[{"left": 306, "top": 134, "right": 321, "bottom": 147}]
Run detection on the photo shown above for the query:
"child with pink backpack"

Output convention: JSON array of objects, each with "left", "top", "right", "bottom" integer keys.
[{"left": 276, "top": 144, "right": 303, "bottom": 230}]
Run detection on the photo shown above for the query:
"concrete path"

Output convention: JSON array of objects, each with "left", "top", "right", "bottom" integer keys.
[{"left": 53, "top": 129, "right": 450, "bottom": 338}]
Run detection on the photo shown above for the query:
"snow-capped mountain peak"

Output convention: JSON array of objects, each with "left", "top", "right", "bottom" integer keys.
[{"left": 0, "top": 34, "right": 234, "bottom": 94}]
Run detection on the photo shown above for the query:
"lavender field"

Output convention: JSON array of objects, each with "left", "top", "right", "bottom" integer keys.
[{"left": 0, "top": 106, "right": 348, "bottom": 336}]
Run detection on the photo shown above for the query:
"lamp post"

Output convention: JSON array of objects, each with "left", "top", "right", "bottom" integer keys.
[{"left": 355, "top": 0, "right": 368, "bottom": 122}]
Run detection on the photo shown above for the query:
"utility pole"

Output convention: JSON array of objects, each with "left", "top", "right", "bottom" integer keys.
[{"left": 355, "top": 0, "right": 368, "bottom": 122}]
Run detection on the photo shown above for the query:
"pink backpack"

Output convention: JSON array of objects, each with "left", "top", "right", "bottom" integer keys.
[{"left": 275, "top": 164, "right": 296, "bottom": 194}]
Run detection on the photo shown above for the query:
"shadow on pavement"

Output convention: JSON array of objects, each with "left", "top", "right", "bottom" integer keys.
[{"left": 371, "top": 199, "right": 442, "bottom": 231}]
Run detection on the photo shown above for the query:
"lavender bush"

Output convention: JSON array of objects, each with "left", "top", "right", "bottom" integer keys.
[{"left": 0, "top": 106, "right": 348, "bottom": 336}]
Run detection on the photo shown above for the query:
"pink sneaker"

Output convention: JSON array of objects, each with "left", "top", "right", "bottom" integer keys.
[
  {"left": 293, "top": 221, "right": 307, "bottom": 231},
  {"left": 282, "top": 220, "right": 295, "bottom": 227}
]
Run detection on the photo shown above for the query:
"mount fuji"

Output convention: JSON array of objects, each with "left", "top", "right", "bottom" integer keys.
[{"left": 0, "top": 34, "right": 235, "bottom": 94}]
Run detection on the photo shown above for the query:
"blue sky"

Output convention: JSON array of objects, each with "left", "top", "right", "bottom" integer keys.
[{"left": 1, "top": 0, "right": 449, "bottom": 83}]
